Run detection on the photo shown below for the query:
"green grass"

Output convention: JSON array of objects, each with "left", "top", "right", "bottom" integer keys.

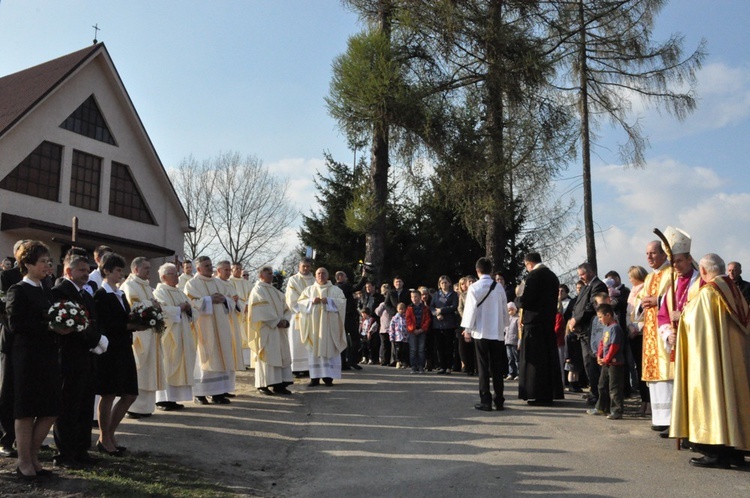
[{"left": 66, "top": 452, "right": 237, "bottom": 497}]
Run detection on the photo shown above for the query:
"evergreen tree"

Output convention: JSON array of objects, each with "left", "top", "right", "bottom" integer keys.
[{"left": 299, "top": 153, "right": 365, "bottom": 273}]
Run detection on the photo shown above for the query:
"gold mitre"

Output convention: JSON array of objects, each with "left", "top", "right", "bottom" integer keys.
[{"left": 662, "top": 226, "right": 691, "bottom": 255}]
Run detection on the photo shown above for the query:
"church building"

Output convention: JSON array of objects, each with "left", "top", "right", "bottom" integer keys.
[{"left": 0, "top": 43, "right": 190, "bottom": 276}]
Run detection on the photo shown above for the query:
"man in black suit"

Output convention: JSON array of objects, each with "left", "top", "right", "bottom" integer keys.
[
  {"left": 569, "top": 262, "right": 608, "bottom": 405},
  {"left": 516, "top": 252, "right": 564, "bottom": 405},
  {"left": 727, "top": 261, "right": 750, "bottom": 305},
  {"left": 0, "top": 242, "right": 24, "bottom": 458},
  {"left": 51, "top": 251, "right": 103, "bottom": 467}
]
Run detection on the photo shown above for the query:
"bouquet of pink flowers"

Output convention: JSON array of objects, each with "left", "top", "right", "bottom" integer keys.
[
  {"left": 129, "top": 302, "right": 166, "bottom": 334},
  {"left": 48, "top": 301, "right": 90, "bottom": 333}
]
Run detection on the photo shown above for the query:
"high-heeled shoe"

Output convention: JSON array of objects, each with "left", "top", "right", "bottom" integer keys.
[
  {"left": 15, "top": 467, "right": 38, "bottom": 481},
  {"left": 96, "top": 441, "right": 121, "bottom": 456}
]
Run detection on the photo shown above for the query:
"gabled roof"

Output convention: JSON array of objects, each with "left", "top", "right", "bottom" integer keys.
[
  {"left": 0, "top": 44, "right": 101, "bottom": 138},
  {"left": 0, "top": 43, "right": 192, "bottom": 229}
]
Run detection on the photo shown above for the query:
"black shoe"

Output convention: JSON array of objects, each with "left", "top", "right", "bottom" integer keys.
[
  {"left": 210, "top": 395, "right": 231, "bottom": 404},
  {"left": 15, "top": 467, "right": 38, "bottom": 481},
  {"left": 0, "top": 446, "right": 17, "bottom": 458},
  {"left": 474, "top": 403, "right": 492, "bottom": 412},
  {"left": 436, "top": 369, "right": 446, "bottom": 374},
  {"left": 194, "top": 396, "right": 209, "bottom": 405},
  {"left": 323, "top": 377, "right": 334, "bottom": 386},
  {"left": 125, "top": 411, "right": 150, "bottom": 419},
  {"left": 308, "top": 379, "right": 320, "bottom": 387},
  {"left": 651, "top": 424, "right": 669, "bottom": 432},
  {"left": 223, "top": 393, "right": 237, "bottom": 398},
  {"left": 258, "top": 387, "right": 274, "bottom": 395},
  {"left": 351, "top": 364, "right": 363, "bottom": 370},
  {"left": 689, "top": 455, "right": 730, "bottom": 469},
  {"left": 272, "top": 387, "right": 293, "bottom": 395},
  {"left": 527, "top": 399, "right": 554, "bottom": 406},
  {"left": 680, "top": 439, "right": 694, "bottom": 451},
  {"left": 659, "top": 427, "right": 670, "bottom": 439},
  {"left": 156, "top": 402, "right": 180, "bottom": 412},
  {"left": 495, "top": 404, "right": 505, "bottom": 411},
  {"left": 96, "top": 441, "right": 122, "bottom": 456}
]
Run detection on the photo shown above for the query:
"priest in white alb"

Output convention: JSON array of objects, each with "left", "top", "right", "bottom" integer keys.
[
  {"left": 183, "top": 256, "right": 239, "bottom": 405},
  {"left": 120, "top": 257, "right": 165, "bottom": 417},
  {"left": 298, "top": 267, "right": 347, "bottom": 386},
  {"left": 216, "top": 260, "right": 246, "bottom": 373},
  {"left": 229, "top": 261, "right": 254, "bottom": 367},
  {"left": 153, "top": 263, "right": 196, "bottom": 411},
  {"left": 285, "top": 257, "right": 315, "bottom": 376},
  {"left": 177, "top": 259, "right": 193, "bottom": 291},
  {"left": 248, "top": 266, "right": 293, "bottom": 395}
]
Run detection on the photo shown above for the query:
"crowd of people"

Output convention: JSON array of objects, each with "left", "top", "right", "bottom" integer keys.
[{"left": 0, "top": 224, "right": 748, "bottom": 479}]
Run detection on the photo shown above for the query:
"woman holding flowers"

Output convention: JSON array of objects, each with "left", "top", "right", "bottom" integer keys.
[
  {"left": 6, "top": 240, "right": 65, "bottom": 479},
  {"left": 93, "top": 252, "right": 139, "bottom": 455}
]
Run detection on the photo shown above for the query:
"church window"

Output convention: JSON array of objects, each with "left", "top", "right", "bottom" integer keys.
[
  {"left": 60, "top": 95, "right": 116, "bottom": 145},
  {"left": 109, "top": 161, "right": 155, "bottom": 224},
  {"left": 0, "top": 141, "right": 62, "bottom": 201},
  {"left": 70, "top": 150, "right": 101, "bottom": 211}
]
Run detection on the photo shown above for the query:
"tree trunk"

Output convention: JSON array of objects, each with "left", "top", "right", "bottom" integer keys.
[
  {"left": 579, "top": 0, "right": 597, "bottom": 273},
  {"left": 484, "top": 0, "right": 507, "bottom": 271},
  {"left": 365, "top": 0, "right": 392, "bottom": 285}
]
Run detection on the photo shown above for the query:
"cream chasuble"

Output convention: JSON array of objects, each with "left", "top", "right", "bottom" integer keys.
[
  {"left": 120, "top": 275, "right": 165, "bottom": 391},
  {"left": 285, "top": 272, "right": 315, "bottom": 369},
  {"left": 153, "top": 283, "right": 197, "bottom": 387},
  {"left": 248, "top": 281, "right": 291, "bottom": 367},
  {"left": 184, "top": 275, "right": 239, "bottom": 372},
  {"left": 218, "top": 277, "right": 246, "bottom": 369},
  {"left": 298, "top": 282, "right": 347, "bottom": 359},
  {"left": 177, "top": 272, "right": 192, "bottom": 292},
  {"left": 229, "top": 276, "right": 254, "bottom": 348},
  {"left": 670, "top": 276, "right": 750, "bottom": 449}
]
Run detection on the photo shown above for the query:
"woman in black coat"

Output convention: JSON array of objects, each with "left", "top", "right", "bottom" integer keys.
[
  {"left": 93, "top": 253, "right": 139, "bottom": 455},
  {"left": 6, "top": 240, "right": 68, "bottom": 479}
]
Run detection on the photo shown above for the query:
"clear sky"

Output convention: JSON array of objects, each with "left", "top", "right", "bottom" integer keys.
[{"left": 1, "top": 0, "right": 749, "bottom": 281}]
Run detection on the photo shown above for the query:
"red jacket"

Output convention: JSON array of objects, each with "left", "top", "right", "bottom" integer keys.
[{"left": 405, "top": 304, "right": 431, "bottom": 334}]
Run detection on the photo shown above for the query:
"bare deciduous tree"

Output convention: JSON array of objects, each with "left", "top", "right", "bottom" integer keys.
[{"left": 169, "top": 151, "right": 296, "bottom": 270}]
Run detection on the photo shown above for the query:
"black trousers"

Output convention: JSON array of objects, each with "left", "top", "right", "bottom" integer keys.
[
  {"left": 378, "top": 333, "right": 391, "bottom": 365},
  {"left": 458, "top": 332, "right": 477, "bottom": 374},
  {"left": 0, "top": 351, "right": 15, "bottom": 449},
  {"left": 475, "top": 338, "right": 507, "bottom": 407},
  {"left": 596, "top": 364, "right": 624, "bottom": 415},
  {"left": 54, "top": 368, "right": 95, "bottom": 457},
  {"left": 435, "top": 328, "right": 456, "bottom": 371},
  {"left": 581, "top": 337, "right": 601, "bottom": 400}
]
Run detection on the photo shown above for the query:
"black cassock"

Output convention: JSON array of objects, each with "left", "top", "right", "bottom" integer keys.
[{"left": 516, "top": 265, "right": 565, "bottom": 402}]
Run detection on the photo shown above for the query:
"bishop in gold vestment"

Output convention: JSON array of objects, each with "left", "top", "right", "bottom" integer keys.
[{"left": 670, "top": 254, "right": 750, "bottom": 468}]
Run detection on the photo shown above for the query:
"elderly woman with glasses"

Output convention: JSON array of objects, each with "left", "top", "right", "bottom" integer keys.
[{"left": 6, "top": 240, "right": 68, "bottom": 479}]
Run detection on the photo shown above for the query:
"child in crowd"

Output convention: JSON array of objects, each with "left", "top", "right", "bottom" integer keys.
[
  {"left": 406, "top": 289, "right": 431, "bottom": 374},
  {"left": 388, "top": 302, "right": 409, "bottom": 369},
  {"left": 584, "top": 292, "right": 611, "bottom": 403},
  {"left": 359, "top": 307, "right": 380, "bottom": 365},
  {"left": 504, "top": 302, "right": 519, "bottom": 380},
  {"left": 587, "top": 303, "right": 625, "bottom": 420}
]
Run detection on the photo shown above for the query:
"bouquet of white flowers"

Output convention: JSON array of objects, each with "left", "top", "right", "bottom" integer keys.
[
  {"left": 128, "top": 302, "right": 166, "bottom": 334},
  {"left": 48, "top": 301, "right": 90, "bottom": 333}
]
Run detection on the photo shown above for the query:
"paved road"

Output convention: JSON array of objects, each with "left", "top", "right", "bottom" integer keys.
[{"left": 120, "top": 367, "right": 749, "bottom": 497}]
